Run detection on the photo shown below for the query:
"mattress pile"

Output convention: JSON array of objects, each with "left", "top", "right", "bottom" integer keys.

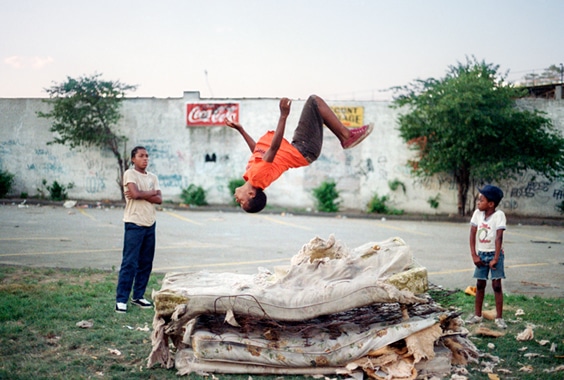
[{"left": 147, "top": 235, "right": 478, "bottom": 378}]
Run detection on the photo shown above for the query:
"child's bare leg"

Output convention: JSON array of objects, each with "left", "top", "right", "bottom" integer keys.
[
  {"left": 474, "top": 279, "right": 487, "bottom": 316},
  {"left": 311, "top": 95, "right": 350, "bottom": 142},
  {"left": 492, "top": 279, "right": 503, "bottom": 318}
]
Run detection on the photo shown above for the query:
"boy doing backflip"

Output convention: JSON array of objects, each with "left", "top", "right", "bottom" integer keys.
[
  {"left": 466, "top": 185, "right": 507, "bottom": 329},
  {"left": 225, "top": 95, "right": 373, "bottom": 213}
]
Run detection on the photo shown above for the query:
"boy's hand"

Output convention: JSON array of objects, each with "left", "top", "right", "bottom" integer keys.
[
  {"left": 225, "top": 116, "right": 242, "bottom": 130},
  {"left": 489, "top": 259, "right": 498, "bottom": 270},
  {"left": 472, "top": 255, "right": 485, "bottom": 267},
  {"left": 279, "top": 97, "right": 291, "bottom": 117}
]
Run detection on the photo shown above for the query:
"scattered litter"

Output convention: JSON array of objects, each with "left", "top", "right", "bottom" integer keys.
[
  {"left": 76, "top": 319, "right": 94, "bottom": 329},
  {"left": 516, "top": 325, "right": 535, "bottom": 341},
  {"left": 518, "top": 347, "right": 528, "bottom": 352},
  {"left": 550, "top": 343, "right": 557, "bottom": 353},
  {"left": 482, "top": 310, "right": 496, "bottom": 320},
  {"left": 63, "top": 200, "right": 77, "bottom": 208},
  {"left": 544, "top": 365, "right": 564, "bottom": 373},
  {"left": 538, "top": 339, "right": 550, "bottom": 346},
  {"left": 124, "top": 325, "right": 134, "bottom": 330},
  {"left": 474, "top": 327, "right": 505, "bottom": 338},
  {"left": 450, "top": 375, "right": 468, "bottom": 380},
  {"left": 487, "top": 343, "right": 495, "bottom": 350},
  {"left": 497, "top": 368, "right": 512, "bottom": 374},
  {"left": 520, "top": 280, "right": 551, "bottom": 288},
  {"left": 464, "top": 286, "right": 476, "bottom": 296},
  {"left": 519, "top": 365, "right": 534, "bottom": 373},
  {"left": 487, "top": 373, "right": 500, "bottom": 380},
  {"left": 524, "top": 353, "right": 543, "bottom": 359},
  {"left": 108, "top": 348, "right": 122, "bottom": 356},
  {"left": 136, "top": 324, "right": 150, "bottom": 332},
  {"left": 515, "top": 309, "right": 525, "bottom": 316}
]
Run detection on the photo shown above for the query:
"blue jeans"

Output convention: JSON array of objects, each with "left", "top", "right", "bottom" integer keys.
[{"left": 116, "top": 222, "right": 156, "bottom": 303}]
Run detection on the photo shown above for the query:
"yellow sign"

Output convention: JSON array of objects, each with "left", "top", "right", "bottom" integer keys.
[{"left": 330, "top": 106, "right": 364, "bottom": 128}]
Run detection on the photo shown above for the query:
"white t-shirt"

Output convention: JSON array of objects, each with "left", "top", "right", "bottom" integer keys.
[
  {"left": 123, "top": 168, "right": 160, "bottom": 227},
  {"left": 470, "top": 209, "right": 506, "bottom": 252}
]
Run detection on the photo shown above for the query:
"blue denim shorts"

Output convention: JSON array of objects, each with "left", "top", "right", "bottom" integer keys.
[{"left": 473, "top": 251, "right": 506, "bottom": 280}]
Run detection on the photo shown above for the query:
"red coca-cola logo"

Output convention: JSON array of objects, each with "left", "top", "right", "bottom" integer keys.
[{"left": 186, "top": 103, "right": 239, "bottom": 126}]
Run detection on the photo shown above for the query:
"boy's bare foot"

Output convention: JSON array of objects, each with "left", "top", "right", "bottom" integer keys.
[{"left": 341, "top": 123, "right": 374, "bottom": 149}]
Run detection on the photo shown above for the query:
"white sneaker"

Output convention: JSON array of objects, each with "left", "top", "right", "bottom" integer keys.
[
  {"left": 495, "top": 318, "right": 507, "bottom": 329},
  {"left": 115, "top": 302, "right": 127, "bottom": 313},
  {"left": 465, "top": 315, "right": 483, "bottom": 324}
]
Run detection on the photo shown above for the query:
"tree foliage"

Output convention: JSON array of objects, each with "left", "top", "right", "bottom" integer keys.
[
  {"left": 37, "top": 73, "right": 137, "bottom": 199},
  {"left": 522, "top": 64, "right": 564, "bottom": 86},
  {"left": 392, "top": 57, "right": 564, "bottom": 216}
]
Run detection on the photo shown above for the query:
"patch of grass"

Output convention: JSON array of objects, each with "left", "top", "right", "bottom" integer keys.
[
  {"left": 0, "top": 266, "right": 308, "bottom": 380},
  {"left": 429, "top": 287, "right": 564, "bottom": 379},
  {"left": 1, "top": 265, "right": 562, "bottom": 379}
]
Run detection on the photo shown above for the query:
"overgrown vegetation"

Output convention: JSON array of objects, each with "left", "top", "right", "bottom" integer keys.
[
  {"left": 36, "top": 179, "right": 75, "bottom": 201},
  {"left": 1, "top": 266, "right": 562, "bottom": 379},
  {"left": 180, "top": 184, "right": 208, "bottom": 206},
  {"left": 388, "top": 178, "right": 406, "bottom": 193},
  {"left": 556, "top": 200, "right": 564, "bottom": 214},
  {"left": 427, "top": 193, "right": 441, "bottom": 209},
  {"left": 0, "top": 170, "right": 15, "bottom": 198},
  {"left": 391, "top": 56, "right": 564, "bottom": 216},
  {"left": 37, "top": 73, "right": 137, "bottom": 200},
  {"left": 367, "top": 192, "right": 404, "bottom": 215},
  {"left": 312, "top": 180, "right": 340, "bottom": 212}
]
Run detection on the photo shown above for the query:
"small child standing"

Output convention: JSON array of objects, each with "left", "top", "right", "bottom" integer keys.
[
  {"left": 115, "top": 146, "right": 162, "bottom": 313},
  {"left": 466, "top": 185, "right": 507, "bottom": 329}
]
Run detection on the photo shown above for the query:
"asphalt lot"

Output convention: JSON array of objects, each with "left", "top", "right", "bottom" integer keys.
[{"left": 1, "top": 203, "right": 563, "bottom": 298}]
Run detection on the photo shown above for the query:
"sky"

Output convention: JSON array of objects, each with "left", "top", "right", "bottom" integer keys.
[{"left": 1, "top": 0, "right": 563, "bottom": 101}]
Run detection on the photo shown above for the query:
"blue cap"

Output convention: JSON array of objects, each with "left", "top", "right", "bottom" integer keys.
[{"left": 479, "top": 185, "right": 504, "bottom": 204}]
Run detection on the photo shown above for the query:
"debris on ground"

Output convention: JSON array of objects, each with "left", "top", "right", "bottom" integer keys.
[
  {"left": 516, "top": 325, "right": 535, "bottom": 341},
  {"left": 147, "top": 235, "right": 484, "bottom": 378}
]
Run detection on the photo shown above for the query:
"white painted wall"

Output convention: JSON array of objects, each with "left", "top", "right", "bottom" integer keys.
[{"left": 1, "top": 93, "right": 563, "bottom": 217}]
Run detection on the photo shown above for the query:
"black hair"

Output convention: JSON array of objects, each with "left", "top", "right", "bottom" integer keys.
[
  {"left": 131, "top": 146, "right": 147, "bottom": 159},
  {"left": 244, "top": 189, "right": 267, "bottom": 213},
  {"left": 484, "top": 195, "right": 501, "bottom": 208}
]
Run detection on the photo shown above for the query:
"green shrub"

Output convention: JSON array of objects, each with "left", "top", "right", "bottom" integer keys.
[
  {"left": 556, "top": 200, "right": 564, "bottom": 214},
  {"left": 180, "top": 184, "right": 208, "bottom": 206},
  {"left": 312, "top": 180, "right": 340, "bottom": 212},
  {"left": 367, "top": 192, "right": 404, "bottom": 215},
  {"left": 228, "top": 178, "right": 245, "bottom": 205},
  {"left": 37, "top": 179, "right": 74, "bottom": 201},
  {"left": 388, "top": 179, "right": 406, "bottom": 193},
  {"left": 427, "top": 193, "right": 440, "bottom": 209},
  {"left": 0, "top": 170, "right": 15, "bottom": 198}
]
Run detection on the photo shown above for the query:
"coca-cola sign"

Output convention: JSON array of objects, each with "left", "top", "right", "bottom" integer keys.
[{"left": 186, "top": 103, "right": 240, "bottom": 127}]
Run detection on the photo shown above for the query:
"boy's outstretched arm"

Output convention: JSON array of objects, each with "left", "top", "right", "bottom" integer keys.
[
  {"left": 262, "top": 98, "right": 291, "bottom": 163},
  {"left": 225, "top": 117, "right": 256, "bottom": 152}
]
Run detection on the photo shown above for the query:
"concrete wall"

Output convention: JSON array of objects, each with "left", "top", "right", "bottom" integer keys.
[{"left": 1, "top": 92, "right": 563, "bottom": 217}]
